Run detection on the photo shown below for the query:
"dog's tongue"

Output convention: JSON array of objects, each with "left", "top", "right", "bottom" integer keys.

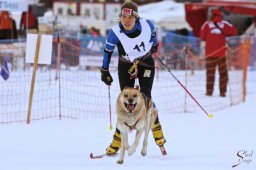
[{"left": 127, "top": 104, "right": 134, "bottom": 112}]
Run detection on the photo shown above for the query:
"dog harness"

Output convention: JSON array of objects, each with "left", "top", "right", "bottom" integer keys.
[{"left": 124, "top": 117, "right": 142, "bottom": 131}]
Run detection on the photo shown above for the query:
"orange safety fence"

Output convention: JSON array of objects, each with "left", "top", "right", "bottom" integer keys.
[{"left": 0, "top": 33, "right": 253, "bottom": 123}]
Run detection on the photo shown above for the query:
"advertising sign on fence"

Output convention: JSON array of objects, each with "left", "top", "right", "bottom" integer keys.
[
  {"left": 0, "top": 0, "right": 30, "bottom": 11},
  {"left": 25, "top": 34, "right": 53, "bottom": 65}
]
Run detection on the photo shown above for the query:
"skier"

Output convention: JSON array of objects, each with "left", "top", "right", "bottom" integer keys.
[{"left": 100, "top": 1, "right": 166, "bottom": 155}]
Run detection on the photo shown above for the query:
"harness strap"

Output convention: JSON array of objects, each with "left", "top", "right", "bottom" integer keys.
[
  {"left": 123, "top": 55, "right": 157, "bottom": 80},
  {"left": 128, "top": 59, "right": 139, "bottom": 79},
  {"left": 124, "top": 116, "right": 142, "bottom": 130}
]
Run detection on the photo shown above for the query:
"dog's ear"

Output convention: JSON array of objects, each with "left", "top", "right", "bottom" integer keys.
[
  {"left": 123, "top": 86, "right": 130, "bottom": 90},
  {"left": 135, "top": 85, "right": 140, "bottom": 91}
]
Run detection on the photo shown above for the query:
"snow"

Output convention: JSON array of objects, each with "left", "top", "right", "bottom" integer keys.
[{"left": 0, "top": 71, "right": 255, "bottom": 170}]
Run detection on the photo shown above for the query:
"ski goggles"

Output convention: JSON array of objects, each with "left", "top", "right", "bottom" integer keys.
[{"left": 120, "top": 8, "right": 139, "bottom": 18}]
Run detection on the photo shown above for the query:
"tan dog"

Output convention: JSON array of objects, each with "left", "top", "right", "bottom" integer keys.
[{"left": 116, "top": 86, "right": 157, "bottom": 164}]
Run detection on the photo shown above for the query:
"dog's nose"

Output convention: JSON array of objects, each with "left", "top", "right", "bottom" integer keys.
[{"left": 128, "top": 99, "right": 133, "bottom": 104}]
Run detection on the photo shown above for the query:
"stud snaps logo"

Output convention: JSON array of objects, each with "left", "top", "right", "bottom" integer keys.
[{"left": 232, "top": 150, "right": 253, "bottom": 168}]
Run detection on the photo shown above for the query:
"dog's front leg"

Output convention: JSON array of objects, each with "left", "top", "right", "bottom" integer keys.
[
  {"left": 117, "top": 133, "right": 128, "bottom": 164},
  {"left": 122, "top": 132, "right": 129, "bottom": 150},
  {"left": 127, "top": 129, "right": 143, "bottom": 156},
  {"left": 141, "top": 115, "right": 151, "bottom": 156}
]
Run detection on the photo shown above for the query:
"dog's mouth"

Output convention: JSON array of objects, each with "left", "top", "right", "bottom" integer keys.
[{"left": 124, "top": 102, "right": 137, "bottom": 112}]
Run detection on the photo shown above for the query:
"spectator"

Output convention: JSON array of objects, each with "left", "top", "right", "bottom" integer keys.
[
  {"left": 0, "top": 11, "right": 18, "bottom": 80},
  {"left": 89, "top": 27, "right": 101, "bottom": 37},
  {"left": 80, "top": 24, "right": 88, "bottom": 34},
  {"left": 0, "top": 11, "right": 18, "bottom": 40},
  {"left": 20, "top": 5, "right": 38, "bottom": 33},
  {"left": 200, "top": 9, "right": 237, "bottom": 97}
]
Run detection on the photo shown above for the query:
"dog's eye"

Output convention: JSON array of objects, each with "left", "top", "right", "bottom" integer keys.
[
  {"left": 133, "top": 94, "right": 137, "bottom": 98},
  {"left": 124, "top": 94, "right": 128, "bottom": 98}
]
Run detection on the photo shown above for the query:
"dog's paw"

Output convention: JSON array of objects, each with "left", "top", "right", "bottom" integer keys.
[
  {"left": 117, "top": 160, "right": 124, "bottom": 164},
  {"left": 141, "top": 144, "right": 148, "bottom": 156},
  {"left": 127, "top": 147, "right": 136, "bottom": 156},
  {"left": 141, "top": 149, "right": 147, "bottom": 156}
]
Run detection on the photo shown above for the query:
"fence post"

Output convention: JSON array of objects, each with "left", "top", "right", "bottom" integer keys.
[
  {"left": 184, "top": 46, "right": 188, "bottom": 113},
  {"left": 242, "top": 37, "right": 250, "bottom": 102},
  {"left": 27, "top": 34, "right": 41, "bottom": 124},
  {"left": 57, "top": 34, "right": 62, "bottom": 120}
]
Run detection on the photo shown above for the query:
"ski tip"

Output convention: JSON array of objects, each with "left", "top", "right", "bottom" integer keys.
[
  {"left": 89, "top": 153, "right": 94, "bottom": 159},
  {"left": 162, "top": 150, "right": 167, "bottom": 156},
  {"left": 160, "top": 146, "right": 167, "bottom": 156},
  {"left": 89, "top": 153, "right": 107, "bottom": 159}
]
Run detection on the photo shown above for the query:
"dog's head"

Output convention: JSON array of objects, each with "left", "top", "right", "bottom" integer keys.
[{"left": 118, "top": 86, "right": 142, "bottom": 113}]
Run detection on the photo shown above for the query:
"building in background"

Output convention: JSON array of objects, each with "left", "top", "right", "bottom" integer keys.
[
  {"left": 51, "top": 0, "right": 121, "bottom": 35},
  {"left": 43, "top": 0, "right": 162, "bottom": 9}
]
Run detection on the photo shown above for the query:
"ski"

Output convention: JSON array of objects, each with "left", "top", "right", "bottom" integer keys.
[
  {"left": 160, "top": 146, "right": 167, "bottom": 156},
  {"left": 90, "top": 152, "right": 117, "bottom": 159},
  {"left": 90, "top": 147, "right": 166, "bottom": 159},
  {"left": 90, "top": 153, "right": 107, "bottom": 159}
]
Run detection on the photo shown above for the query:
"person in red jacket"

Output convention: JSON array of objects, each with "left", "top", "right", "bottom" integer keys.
[
  {"left": 200, "top": 9, "right": 237, "bottom": 97},
  {"left": 20, "top": 5, "right": 38, "bottom": 33}
]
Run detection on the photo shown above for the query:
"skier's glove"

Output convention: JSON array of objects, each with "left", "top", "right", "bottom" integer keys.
[{"left": 101, "top": 67, "right": 113, "bottom": 86}]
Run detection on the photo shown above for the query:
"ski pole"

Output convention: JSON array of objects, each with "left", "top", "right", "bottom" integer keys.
[
  {"left": 156, "top": 56, "right": 213, "bottom": 118},
  {"left": 108, "top": 85, "right": 113, "bottom": 130}
]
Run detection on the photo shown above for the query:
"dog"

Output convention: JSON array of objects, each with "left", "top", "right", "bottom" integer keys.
[{"left": 116, "top": 85, "right": 157, "bottom": 164}]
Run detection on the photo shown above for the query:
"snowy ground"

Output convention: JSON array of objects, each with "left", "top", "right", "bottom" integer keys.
[{"left": 0, "top": 71, "right": 255, "bottom": 170}]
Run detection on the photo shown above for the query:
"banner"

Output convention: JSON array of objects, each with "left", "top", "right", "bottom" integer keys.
[
  {"left": 25, "top": 34, "right": 53, "bottom": 65},
  {"left": 0, "top": 0, "right": 30, "bottom": 12}
]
